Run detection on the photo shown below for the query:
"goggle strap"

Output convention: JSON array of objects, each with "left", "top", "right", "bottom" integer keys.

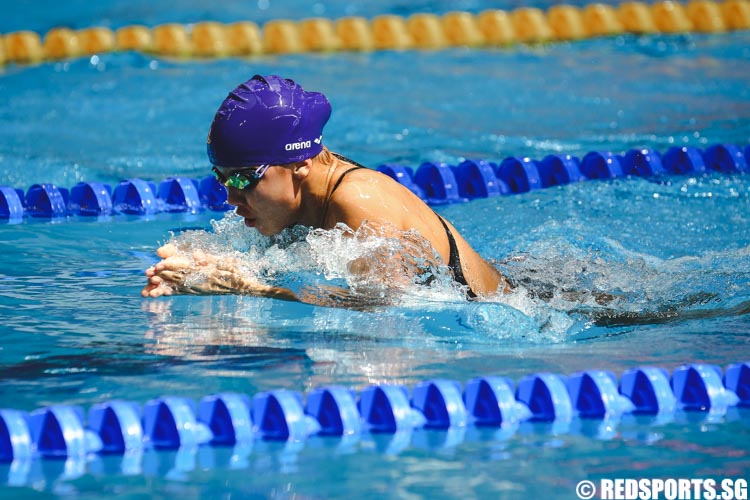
[{"left": 255, "top": 164, "right": 271, "bottom": 177}]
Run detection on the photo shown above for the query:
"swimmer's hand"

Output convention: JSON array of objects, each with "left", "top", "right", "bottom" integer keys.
[{"left": 141, "top": 243, "right": 298, "bottom": 301}]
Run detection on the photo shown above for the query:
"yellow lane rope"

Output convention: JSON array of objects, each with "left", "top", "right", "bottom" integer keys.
[{"left": 1, "top": 0, "right": 748, "bottom": 64}]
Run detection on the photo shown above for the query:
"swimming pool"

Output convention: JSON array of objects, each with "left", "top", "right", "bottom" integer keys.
[{"left": 1, "top": 0, "right": 749, "bottom": 497}]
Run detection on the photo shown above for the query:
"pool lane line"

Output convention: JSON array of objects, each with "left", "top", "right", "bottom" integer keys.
[
  {"left": 1, "top": 0, "right": 749, "bottom": 65},
  {"left": 1, "top": 143, "right": 747, "bottom": 222},
  {"left": 0, "top": 362, "right": 747, "bottom": 484}
]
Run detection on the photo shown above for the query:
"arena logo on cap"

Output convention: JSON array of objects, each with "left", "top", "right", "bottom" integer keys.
[
  {"left": 284, "top": 136, "right": 322, "bottom": 151},
  {"left": 285, "top": 140, "right": 312, "bottom": 151}
]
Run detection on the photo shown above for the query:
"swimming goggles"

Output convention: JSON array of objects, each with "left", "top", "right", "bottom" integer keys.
[{"left": 212, "top": 164, "right": 270, "bottom": 190}]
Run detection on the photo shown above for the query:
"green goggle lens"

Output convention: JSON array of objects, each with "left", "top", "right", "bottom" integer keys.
[
  {"left": 224, "top": 175, "right": 253, "bottom": 190},
  {"left": 212, "top": 165, "right": 270, "bottom": 190}
]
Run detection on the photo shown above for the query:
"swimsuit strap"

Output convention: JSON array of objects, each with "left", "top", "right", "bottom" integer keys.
[
  {"left": 333, "top": 152, "right": 369, "bottom": 169},
  {"left": 329, "top": 166, "right": 367, "bottom": 198},
  {"left": 435, "top": 213, "right": 478, "bottom": 299},
  {"left": 320, "top": 164, "right": 368, "bottom": 227}
]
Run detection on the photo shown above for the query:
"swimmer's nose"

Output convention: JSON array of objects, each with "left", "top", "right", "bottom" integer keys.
[{"left": 225, "top": 187, "right": 244, "bottom": 207}]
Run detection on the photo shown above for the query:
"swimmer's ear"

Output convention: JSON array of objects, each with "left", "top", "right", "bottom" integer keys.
[{"left": 291, "top": 159, "right": 313, "bottom": 179}]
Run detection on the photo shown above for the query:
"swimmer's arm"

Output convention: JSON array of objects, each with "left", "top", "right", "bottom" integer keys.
[
  {"left": 141, "top": 244, "right": 370, "bottom": 306},
  {"left": 141, "top": 244, "right": 299, "bottom": 301},
  {"left": 142, "top": 262, "right": 299, "bottom": 301},
  {"left": 143, "top": 259, "right": 376, "bottom": 308}
]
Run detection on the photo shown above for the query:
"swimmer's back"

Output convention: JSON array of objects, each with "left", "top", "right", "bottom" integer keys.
[{"left": 323, "top": 162, "right": 508, "bottom": 296}]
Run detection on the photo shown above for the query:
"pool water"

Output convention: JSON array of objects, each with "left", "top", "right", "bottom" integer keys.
[{"left": 1, "top": 1, "right": 750, "bottom": 498}]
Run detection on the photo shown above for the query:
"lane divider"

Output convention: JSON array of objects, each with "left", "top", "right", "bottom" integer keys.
[
  {"left": 1, "top": 143, "right": 747, "bottom": 222},
  {"left": 1, "top": 0, "right": 749, "bottom": 64},
  {"left": 0, "top": 362, "right": 747, "bottom": 484}
]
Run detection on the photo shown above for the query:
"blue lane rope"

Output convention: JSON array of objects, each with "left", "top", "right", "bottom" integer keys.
[
  {"left": 1, "top": 143, "right": 747, "bottom": 221},
  {"left": 0, "top": 362, "right": 748, "bottom": 485}
]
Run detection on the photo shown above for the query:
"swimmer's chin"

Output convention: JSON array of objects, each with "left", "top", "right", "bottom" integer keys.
[{"left": 244, "top": 218, "right": 281, "bottom": 237}]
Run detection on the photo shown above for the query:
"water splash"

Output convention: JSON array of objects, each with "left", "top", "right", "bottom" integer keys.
[
  {"left": 156, "top": 209, "right": 750, "bottom": 344},
  {"left": 152, "top": 212, "right": 572, "bottom": 342},
  {"left": 163, "top": 212, "right": 466, "bottom": 301},
  {"left": 496, "top": 224, "right": 750, "bottom": 328}
]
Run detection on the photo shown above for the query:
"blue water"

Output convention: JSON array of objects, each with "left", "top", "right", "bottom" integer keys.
[{"left": 1, "top": 1, "right": 750, "bottom": 498}]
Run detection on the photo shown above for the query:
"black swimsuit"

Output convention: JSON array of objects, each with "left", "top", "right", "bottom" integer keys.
[
  {"left": 434, "top": 213, "right": 478, "bottom": 298},
  {"left": 326, "top": 156, "right": 478, "bottom": 298}
]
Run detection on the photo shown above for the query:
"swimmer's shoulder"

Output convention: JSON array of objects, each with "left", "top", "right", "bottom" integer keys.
[{"left": 322, "top": 161, "right": 406, "bottom": 227}]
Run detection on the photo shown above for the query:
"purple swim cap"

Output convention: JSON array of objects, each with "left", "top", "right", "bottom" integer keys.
[{"left": 207, "top": 75, "right": 331, "bottom": 168}]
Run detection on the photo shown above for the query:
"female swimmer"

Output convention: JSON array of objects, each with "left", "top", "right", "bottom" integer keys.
[{"left": 142, "top": 75, "right": 512, "bottom": 303}]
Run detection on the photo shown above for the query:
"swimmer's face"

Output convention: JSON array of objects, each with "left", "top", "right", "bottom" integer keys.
[{"left": 224, "top": 164, "right": 301, "bottom": 236}]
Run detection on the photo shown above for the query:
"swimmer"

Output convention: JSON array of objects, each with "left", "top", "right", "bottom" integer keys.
[{"left": 142, "top": 74, "right": 512, "bottom": 303}]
